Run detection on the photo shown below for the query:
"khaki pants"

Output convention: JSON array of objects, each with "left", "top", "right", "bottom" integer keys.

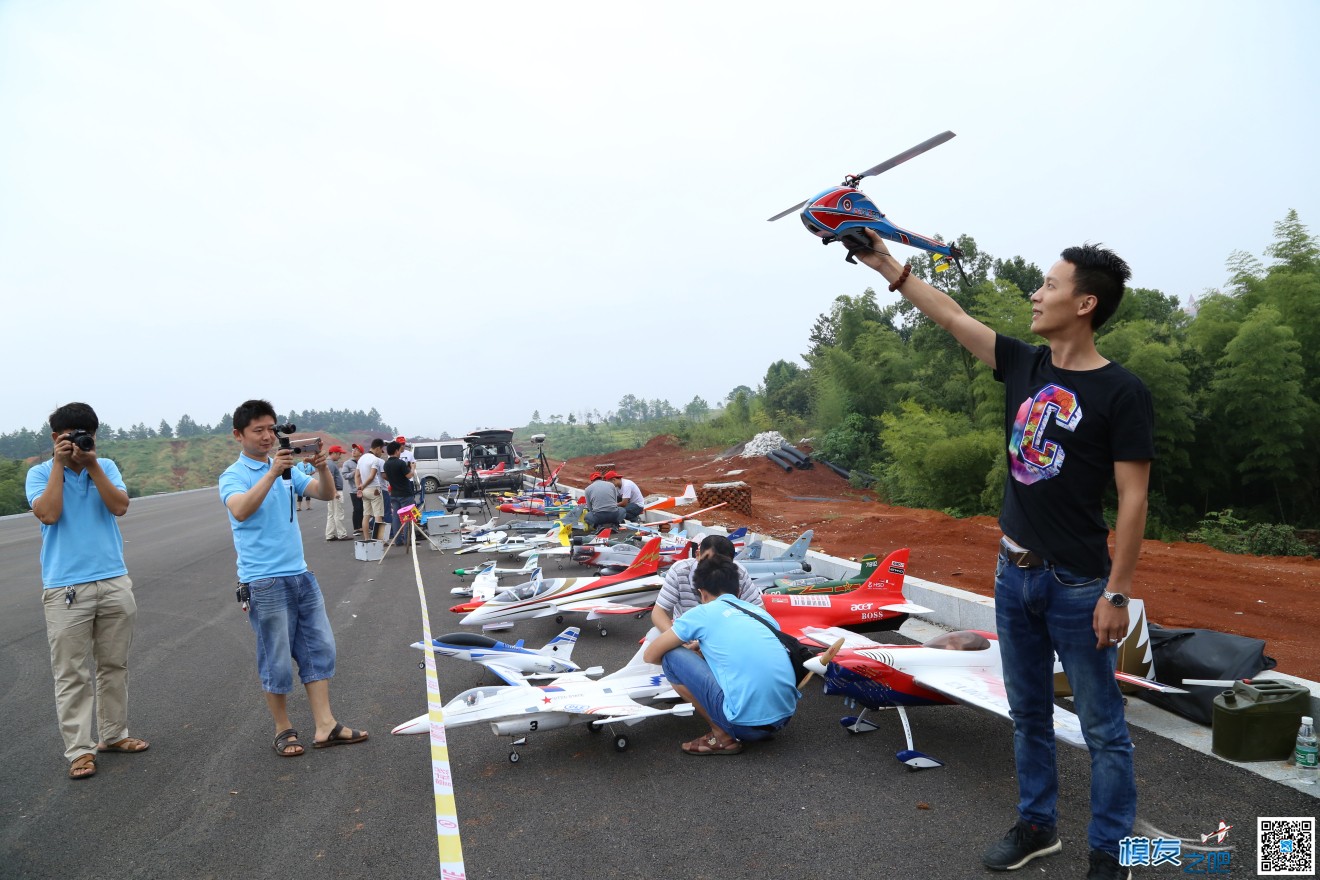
[
  {"left": 325, "top": 490, "right": 350, "bottom": 539},
  {"left": 43, "top": 575, "right": 137, "bottom": 762}
]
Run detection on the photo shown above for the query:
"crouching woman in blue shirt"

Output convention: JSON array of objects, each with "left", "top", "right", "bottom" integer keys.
[{"left": 643, "top": 557, "right": 799, "bottom": 756}]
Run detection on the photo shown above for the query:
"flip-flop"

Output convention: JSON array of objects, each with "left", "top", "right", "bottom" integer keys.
[
  {"left": 98, "top": 737, "right": 150, "bottom": 753},
  {"left": 273, "top": 728, "right": 304, "bottom": 757},
  {"left": 314, "top": 722, "right": 369, "bottom": 749},
  {"left": 681, "top": 734, "right": 743, "bottom": 756},
  {"left": 69, "top": 753, "right": 97, "bottom": 779}
]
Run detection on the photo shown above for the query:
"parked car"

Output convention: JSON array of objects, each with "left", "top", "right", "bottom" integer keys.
[
  {"left": 461, "top": 428, "right": 525, "bottom": 492},
  {"left": 410, "top": 440, "right": 467, "bottom": 495}
]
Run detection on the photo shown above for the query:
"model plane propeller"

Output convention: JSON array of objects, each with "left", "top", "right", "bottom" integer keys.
[{"left": 769, "top": 130, "right": 962, "bottom": 270}]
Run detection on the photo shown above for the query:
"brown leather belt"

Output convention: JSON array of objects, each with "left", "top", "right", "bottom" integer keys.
[{"left": 1000, "top": 539, "right": 1045, "bottom": 569}]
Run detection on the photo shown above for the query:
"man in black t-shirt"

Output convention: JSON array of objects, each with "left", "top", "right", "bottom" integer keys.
[
  {"left": 383, "top": 441, "right": 415, "bottom": 547},
  {"left": 854, "top": 231, "right": 1152, "bottom": 880}
]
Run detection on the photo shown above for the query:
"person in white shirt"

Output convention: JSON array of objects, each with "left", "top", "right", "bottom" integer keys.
[{"left": 355, "top": 439, "right": 386, "bottom": 539}]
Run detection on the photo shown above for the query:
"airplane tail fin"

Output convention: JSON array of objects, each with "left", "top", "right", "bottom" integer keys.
[
  {"left": 676, "top": 483, "right": 696, "bottom": 505},
  {"left": 520, "top": 552, "right": 539, "bottom": 573},
  {"left": 856, "top": 554, "right": 879, "bottom": 581},
  {"left": 778, "top": 529, "right": 815, "bottom": 561},
  {"left": 1054, "top": 598, "right": 1156, "bottom": 696},
  {"left": 621, "top": 536, "right": 663, "bottom": 576},
  {"left": 537, "top": 626, "right": 580, "bottom": 661},
  {"left": 858, "top": 547, "right": 910, "bottom": 599},
  {"left": 600, "top": 640, "right": 656, "bottom": 681}
]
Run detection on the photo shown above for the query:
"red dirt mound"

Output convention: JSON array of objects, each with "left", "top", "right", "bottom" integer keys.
[{"left": 562, "top": 439, "right": 1319, "bottom": 680}]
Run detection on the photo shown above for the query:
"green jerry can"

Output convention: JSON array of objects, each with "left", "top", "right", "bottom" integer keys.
[{"left": 1211, "top": 680, "right": 1312, "bottom": 762}]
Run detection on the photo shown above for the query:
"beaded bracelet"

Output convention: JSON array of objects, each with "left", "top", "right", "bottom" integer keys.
[{"left": 888, "top": 263, "right": 912, "bottom": 293}]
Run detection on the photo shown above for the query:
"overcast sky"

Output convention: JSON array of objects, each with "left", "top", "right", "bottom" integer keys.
[{"left": 2, "top": 1, "right": 1317, "bottom": 439}]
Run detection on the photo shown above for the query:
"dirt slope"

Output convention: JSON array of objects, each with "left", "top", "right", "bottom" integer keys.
[{"left": 563, "top": 435, "right": 1319, "bottom": 680}]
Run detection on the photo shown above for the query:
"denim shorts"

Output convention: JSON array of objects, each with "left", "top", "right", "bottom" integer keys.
[
  {"left": 245, "top": 571, "right": 337, "bottom": 694},
  {"left": 661, "top": 646, "right": 790, "bottom": 743}
]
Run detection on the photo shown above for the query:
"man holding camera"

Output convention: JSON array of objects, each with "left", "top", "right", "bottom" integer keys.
[
  {"left": 220, "top": 400, "right": 367, "bottom": 756},
  {"left": 26, "top": 402, "right": 149, "bottom": 780}
]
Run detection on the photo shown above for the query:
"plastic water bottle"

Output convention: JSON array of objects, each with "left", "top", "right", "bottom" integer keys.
[{"left": 1296, "top": 715, "right": 1318, "bottom": 773}]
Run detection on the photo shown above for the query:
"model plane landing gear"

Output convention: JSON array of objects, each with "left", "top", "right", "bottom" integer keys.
[
  {"left": 614, "top": 734, "right": 629, "bottom": 752},
  {"left": 555, "top": 615, "right": 564, "bottom": 625},
  {"left": 509, "top": 736, "right": 527, "bottom": 764}
]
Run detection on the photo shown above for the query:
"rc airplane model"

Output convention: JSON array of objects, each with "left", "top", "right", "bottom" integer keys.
[
  {"left": 411, "top": 626, "right": 595, "bottom": 685},
  {"left": 762, "top": 548, "right": 932, "bottom": 637},
  {"left": 453, "top": 522, "right": 571, "bottom": 556},
  {"left": 453, "top": 536, "right": 667, "bottom": 636},
  {"left": 449, "top": 553, "right": 541, "bottom": 601},
  {"left": 392, "top": 641, "right": 693, "bottom": 762},
  {"left": 642, "top": 484, "right": 697, "bottom": 511},
  {"left": 798, "top": 599, "right": 1186, "bottom": 770},
  {"left": 733, "top": 529, "right": 816, "bottom": 583},
  {"left": 764, "top": 554, "right": 880, "bottom": 594}
]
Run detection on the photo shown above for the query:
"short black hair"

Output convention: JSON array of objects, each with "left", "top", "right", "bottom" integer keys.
[
  {"left": 1060, "top": 243, "right": 1132, "bottom": 330},
  {"left": 49, "top": 402, "right": 99, "bottom": 435},
  {"left": 386, "top": 440, "right": 402, "bottom": 455},
  {"left": 233, "top": 399, "right": 277, "bottom": 432},
  {"left": 692, "top": 557, "right": 740, "bottom": 597},
  {"left": 697, "top": 534, "right": 736, "bottom": 559},
  {"left": 370, "top": 438, "right": 385, "bottom": 450}
]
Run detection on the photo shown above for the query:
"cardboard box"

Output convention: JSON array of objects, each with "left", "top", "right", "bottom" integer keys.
[{"left": 354, "top": 540, "right": 384, "bottom": 561}]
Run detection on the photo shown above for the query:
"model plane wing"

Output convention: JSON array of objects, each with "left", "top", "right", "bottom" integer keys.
[
  {"left": 800, "top": 625, "right": 885, "bottom": 651},
  {"left": 582, "top": 701, "right": 695, "bottom": 726},
  {"left": 483, "top": 663, "right": 530, "bottom": 686},
  {"left": 912, "top": 668, "right": 1086, "bottom": 748}
]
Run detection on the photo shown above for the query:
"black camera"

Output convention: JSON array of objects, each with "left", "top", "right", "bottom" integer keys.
[
  {"left": 272, "top": 423, "right": 321, "bottom": 455},
  {"left": 64, "top": 430, "right": 96, "bottom": 451}
]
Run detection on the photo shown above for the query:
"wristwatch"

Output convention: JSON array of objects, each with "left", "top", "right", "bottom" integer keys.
[{"left": 1102, "top": 590, "right": 1130, "bottom": 608}]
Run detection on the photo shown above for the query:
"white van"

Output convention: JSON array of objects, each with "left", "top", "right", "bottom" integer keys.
[{"left": 410, "top": 440, "right": 467, "bottom": 494}]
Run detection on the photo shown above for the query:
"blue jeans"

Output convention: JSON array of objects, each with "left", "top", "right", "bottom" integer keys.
[
  {"left": 585, "top": 508, "right": 625, "bottom": 528},
  {"left": 661, "top": 647, "right": 790, "bottom": 743},
  {"left": 246, "top": 571, "right": 337, "bottom": 694},
  {"left": 994, "top": 550, "right": 1135, "bottom": 857}
]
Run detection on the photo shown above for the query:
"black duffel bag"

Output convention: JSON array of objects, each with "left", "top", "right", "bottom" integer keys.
[{"left": 1135, "top": 623, "right": 1277, "bottom": 725}]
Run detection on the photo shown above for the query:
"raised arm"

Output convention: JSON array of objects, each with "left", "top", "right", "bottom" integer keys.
[{"left": 856, "top": 230, "right": 998, "bottom": 369}]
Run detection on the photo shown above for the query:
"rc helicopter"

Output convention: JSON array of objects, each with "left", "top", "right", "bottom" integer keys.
[{"left": 769, "top": 130, "right": 963, "bottom": 273}]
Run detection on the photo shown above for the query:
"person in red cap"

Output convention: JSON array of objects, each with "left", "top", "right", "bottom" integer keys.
[
  {"left": 607, "top": 470, "right": 645, "bottom": 520},
  {"left": 324, "top": 446, "right": 351, "bottom": 540},
  {"left": 584, "top": 469, "right": 624, "bottom": 529}
]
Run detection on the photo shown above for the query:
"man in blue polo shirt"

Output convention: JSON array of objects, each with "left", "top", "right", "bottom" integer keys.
[
  {"left": 219, "top": 399, "right": 367, "bottom": 757},
  {"left": 27, "top": 401, "right": 149, "bottom": 781},
  {"left": 643, "top": 557, "right": 799, "bottom": 755}
]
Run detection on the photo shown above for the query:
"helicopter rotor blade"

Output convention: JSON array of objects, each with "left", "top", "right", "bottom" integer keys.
[
  {"left": 767, "top": 199, "right": 809, "bottom": 222},
  {"left": 856, "top": 130, "right": 956, "bottom": 181}
]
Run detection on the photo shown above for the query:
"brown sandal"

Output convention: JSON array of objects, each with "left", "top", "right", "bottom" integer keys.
[
  {"left": 69, "top": 753, "right": 97, "bottom": 779},
  {"left": 99, "top": 736, "right": 150, "bottom": 753},
  {"left": 681, "top": 734, "right": 743, "bottom": 756},
  {"left": 273, "top": 728, "right": 304, "bottom": 757}
]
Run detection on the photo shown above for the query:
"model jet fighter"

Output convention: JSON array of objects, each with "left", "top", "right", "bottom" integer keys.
[
  {"left": 392, "top": 642, "right": 693, "bottom": 762},
  {"left": 761, "top": 547, "right": 932, "bottom": 637},
  {"left": 412, "top": 627, "right": 593, "bottom": 685},
  {"left": 453, "top": 536, "right": 666, "bottom": 636}
]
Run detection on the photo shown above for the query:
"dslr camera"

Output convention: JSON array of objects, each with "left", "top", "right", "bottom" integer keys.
[{"left": 63, "top": 429, "right": 96, "bottom": 452}]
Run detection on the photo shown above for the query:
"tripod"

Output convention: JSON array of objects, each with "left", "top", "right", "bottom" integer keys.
[
  {"left": 458, "top": 453, "right": 493, "bottom": 519},
  {"left": 530, "top": 441, "right": 556, "bottom": 492},
  {"left": 378, "top": 504, "right": 445, "bottom": 563}
]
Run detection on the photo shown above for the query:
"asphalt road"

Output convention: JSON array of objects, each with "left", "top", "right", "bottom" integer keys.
[{"left": 0, "top": 490, "right": 1313, "bottom": 879}]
